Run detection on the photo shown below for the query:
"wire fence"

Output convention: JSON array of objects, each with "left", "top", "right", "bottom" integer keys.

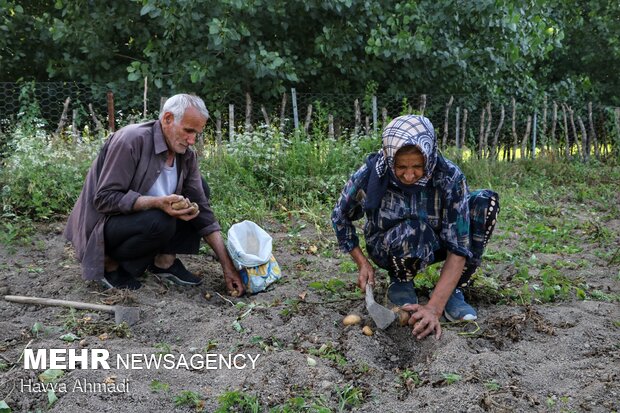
[{"left": 1, "top": 82, "right": 619, "bottom": 161}]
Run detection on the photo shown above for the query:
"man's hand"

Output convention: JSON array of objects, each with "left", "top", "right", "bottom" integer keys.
[
  {"left": 159, "top": 195, "right": 199, "bottom": 220},
  {"left": 401, "top": 303, "right": 443, "bottom": 340}
]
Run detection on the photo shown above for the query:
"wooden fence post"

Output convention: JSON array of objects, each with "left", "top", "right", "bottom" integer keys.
[
  {"left": 291, "top": 88, "right": 299, "bottom": 130},
  {"left": 328, "top": 114, "right": 335, "bottom": 139},
  {"left": 107, "top": 91, "right": 115, "bottom": 132}
]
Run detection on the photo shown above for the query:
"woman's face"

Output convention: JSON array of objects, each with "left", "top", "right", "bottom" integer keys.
[{"left": 394, "top": 151, "right": 425, "bottom": 185}]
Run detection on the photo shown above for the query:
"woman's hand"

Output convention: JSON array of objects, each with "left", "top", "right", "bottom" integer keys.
[
  {"left": 350, "top": 247, "right": 375, "bottom": 290},
  {"left": 401, "top": 303, "right": 443, "bottom": 340},
  {"left": 357, "top": 261, "right": 375, "bottom": 290}
]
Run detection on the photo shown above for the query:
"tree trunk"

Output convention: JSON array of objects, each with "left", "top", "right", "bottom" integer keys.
[
  {"left": 279, "top": 93, "right": 287, "bottom": 133},
  {"left": 567, "top": 105, "right": 580, "bottom": 159},
  {"left": 382, "top": 107, "right": 388, "bottom": 130},
  {"left": 460, "top": 109, "right": 468, "bottom": 150},
  {"left": 491, "top": 104, "right": 504, "bottom": 161},
  {"left": 550, "top": 101, "right": 558, "bottom": 155},
  {"left": 478, "top": 106, "right": 486, "bottom": 159},
  {"left": 442, "top": 95, "right": 454, "bottom": 150},
  {"left": 511, "top": 97, "right": 517, "bottom": 162},
  {"left": 588, "top": 102, "right": 599, "bottom": 159},
  {"left": 260, "top": 105, "right": 271, "bottom": 126},
  {"left": 577, "top": 116, "right": 588, "bottom": 162},
  {"left": 216, "top": 116, "right": 222, "bottom": 147},
  {"left": 304, "top": 104, "right": 313, "bottom": 134},
  {"left": 328, "top": 114, "right": 334, "bottom": 139},
  {"left": 561, "top": 104, "right": 570, "bottom": 159},
  {"left": 229, "top": 104, "right": 235, "bottom": 142},
  {"left": 419, "top": 94, "right": 427, "bottom": 116},
  {"left": 55, "top": 97, "right": 71, "bottom": 135},
  {"left": 88, "top": 103, "right": 104, "bottom": 133},
  {"left": 354, "top": 99, "right": 361, "bottom": 135},
  {"left": 520, "top": 115, "right": 532, "bottom": 159},
  {"left": 541, "top": 93, "right": 548, "bottom": 147},
  {"left": 245, "top": 92, "right": 252, "bottom": 132},
  {"left": 483, "top": 102, "right": 492, "bottom": 158}
]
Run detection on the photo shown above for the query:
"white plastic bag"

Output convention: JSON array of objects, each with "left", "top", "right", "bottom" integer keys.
[{"left": 226, "top": 220, "right": 273, "bottom": 269}]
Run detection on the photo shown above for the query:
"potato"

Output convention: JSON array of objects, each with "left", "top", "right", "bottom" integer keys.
[
  {"left": 229, "top": 290, "right": 240, "bottom": 297},
  {"left": 171, "top": 198, "right": 190, "bottom": 210},
  {"left": 190, "top": 202, "right": 199, "bottom": 214},
  {"left": 343, "top": 314, "right": 362, "bottom": 326},
  {"left": 398, "top": 310, "right": 411, "bottom": 326},
  {"left": 362, "top": 326, "right": 373, "bottom": 336}
]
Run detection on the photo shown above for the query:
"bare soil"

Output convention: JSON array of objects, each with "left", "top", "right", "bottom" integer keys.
[{"left": 1, "top": 218, "right": 619, "bottom": 413}]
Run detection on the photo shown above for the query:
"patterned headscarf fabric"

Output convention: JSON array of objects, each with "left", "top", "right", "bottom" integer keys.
[{"left": 364, "top": 115, "right": 438, "bottom": 210}]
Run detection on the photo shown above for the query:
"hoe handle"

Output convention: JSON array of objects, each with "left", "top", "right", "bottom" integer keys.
[{"left": 4, "top": 295, "right": 114, "bottom": 313}]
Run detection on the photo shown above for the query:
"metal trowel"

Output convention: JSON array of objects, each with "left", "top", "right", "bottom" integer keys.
[{"left": 365, "top": 284, "right": 396, "bottom": 329}]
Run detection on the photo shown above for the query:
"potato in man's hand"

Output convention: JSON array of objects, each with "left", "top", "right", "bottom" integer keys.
[{"left": 171, "top": 198, "right": 190, "bottom": 210}]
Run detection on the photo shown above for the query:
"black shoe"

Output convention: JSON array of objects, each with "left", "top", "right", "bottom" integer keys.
[
  {"left": 149, "top": 259, "right": 202, "bottom": 286},
  {"left": 99, "top": 267, "right": 142, "bottom": 290}
]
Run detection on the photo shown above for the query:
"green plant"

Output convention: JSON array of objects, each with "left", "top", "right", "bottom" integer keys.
[
  {"left": 484, "top": 379, "right": 501, "bottom": 391},
  {"left": 154, "top": 342, "right": 172, "bottom": 355},
  {"left": 335, "top": 384, "right": 364, "bottom": 412},
  {"left": 149, "top": 379, "right": 169, "bottom": 393},
  {"left": 441, "top": 373, "right": 462, "bottom": 385},
  {"left": 309, "top": 343, "right": 347, "bottom": 367},
  {"left": 400, "top": 369, "right": 422, "bottom": 387},
  {"left": 215, "top": 390, "right": 261, "bottom": 413},
  {"left": 174, "top": 390, "right": 205, "bottom": 411}
]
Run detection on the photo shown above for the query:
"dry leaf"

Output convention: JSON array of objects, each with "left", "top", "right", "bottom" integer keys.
[
  {"left": 298, "top": 291, "right": 307, "bottom": 301},
  {"left": 104, "top": 376, "right": 116, "bottom": 384}
]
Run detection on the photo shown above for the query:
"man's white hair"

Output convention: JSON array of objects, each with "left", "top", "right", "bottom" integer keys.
[{"left": 159, "top": 94, "right": 209, "bottom": 123}]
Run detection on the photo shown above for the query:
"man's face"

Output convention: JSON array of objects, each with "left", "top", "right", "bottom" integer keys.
[{"left": 161, "top": 107, "right": 207, "bottom": 154}]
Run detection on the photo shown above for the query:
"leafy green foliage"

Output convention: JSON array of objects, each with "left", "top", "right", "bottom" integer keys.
[
  {"left": 215, "top": 390, "right": 260, "bottom": 413},
  {"left": 174, "top": 390, "right": 205, "bottom": 411}
]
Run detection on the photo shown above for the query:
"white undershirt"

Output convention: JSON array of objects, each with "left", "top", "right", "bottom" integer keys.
[{"left": 145, "top": 159, "right": 178, "bottom": 196}]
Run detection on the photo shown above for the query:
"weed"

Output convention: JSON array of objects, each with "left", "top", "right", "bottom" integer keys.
[
  {"left": 215, "top": 390, "right": 260, "bottom": 413},
  {"left": 149, "top": 379, "right": 169, "bottom": 393},
  {"left": 309, "top": 343, "right": 347, "bottom": 367},
  {"left": 441, "top": 373, "right": 462, "bottom": 385},
  {"left": 154, "top": 342, "right": 172, "bottom": 355},
  {"left": 335, "top": 384, "right": 364, "bottom": 412},
  {"left": 400, "top": 369, "right": 422, "bottom": 388},
  {"left": 338, "top": 260, "right": 357, "bottom": 273},
  {"left": 484, "top": 379, "right": 501, "bottom": 391},
  {"left": 203, "top": 339, "right": 218, "bottom": 352},
  {"left": 174, "top": 390, "right": 205, "bottom": 411},
  {"left": 308, "top": 278, "right": 361, "bottom": 300}
]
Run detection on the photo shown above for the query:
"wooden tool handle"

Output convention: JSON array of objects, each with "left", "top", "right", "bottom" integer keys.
[{"left": 4, "top": 295, "right": 114, "bottom": 313}]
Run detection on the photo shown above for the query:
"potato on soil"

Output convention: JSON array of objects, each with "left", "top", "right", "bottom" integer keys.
[
  {"left": 362, "top": 326, "right": 373, "bottom": 336},
  {"left": 343, "top": 314, "right": 362, "bottom": 326}
]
